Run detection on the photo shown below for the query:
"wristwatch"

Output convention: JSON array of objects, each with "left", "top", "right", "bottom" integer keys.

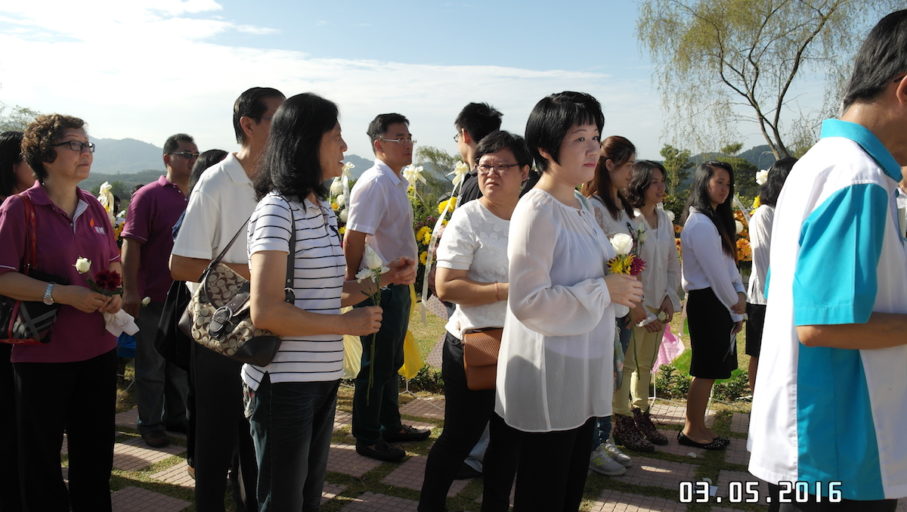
[{"left": 42, "top": 283, "right": 55, "bottom": 306}]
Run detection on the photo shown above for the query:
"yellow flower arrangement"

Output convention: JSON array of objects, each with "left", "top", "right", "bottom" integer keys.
[
  {"left": 736, "top": 238, "right": 752, "bottom": 262},
  {"left": 416, "top": 226, "right": 432, "bottom": 245},
  {"left": 437, "top": 197, "right": 458, "bottom": 215}
]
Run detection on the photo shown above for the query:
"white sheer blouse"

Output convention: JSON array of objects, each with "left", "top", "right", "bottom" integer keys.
[{"left": 495, "top": 189, "right": 617, "bottom": 432}]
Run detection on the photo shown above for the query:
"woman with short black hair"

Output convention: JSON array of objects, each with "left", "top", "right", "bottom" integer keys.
[
  {"left": 247, "top": 92, "right": 415, "bottom": 510},
  {"left": 491, "top": 91, "right": 642, "bottom": 511}
]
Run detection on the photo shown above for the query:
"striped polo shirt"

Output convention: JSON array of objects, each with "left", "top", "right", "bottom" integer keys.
[
  {"left": 241, "top": 193, "right": 346, "bottom": 389},
  {"left": 748, "top": 119, "right": 907, "bottom": 500}
]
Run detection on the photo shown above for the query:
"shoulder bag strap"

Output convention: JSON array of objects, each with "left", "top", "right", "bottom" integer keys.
[
  {"left": 284, "top": 197, "right": 296, "bottom": 298},
  {"left": 20, "top": 196, "right": 37, "bottom": 275},
  {"left": 197, "top": 216, "right": 252, "bottom": 282}
]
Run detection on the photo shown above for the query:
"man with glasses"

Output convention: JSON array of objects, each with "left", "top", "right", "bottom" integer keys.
[
  {"left": 170, "top": 87, "right": 284, "bottom": 511},
  {"left": 122, "top": 133, "right": 196, "bottom": 448},
  {"left": 345, "top": 113, "right": 427, "bottom": 462},
  {"left": 454, "top": 102, "right": 502, "bottom": 205}
]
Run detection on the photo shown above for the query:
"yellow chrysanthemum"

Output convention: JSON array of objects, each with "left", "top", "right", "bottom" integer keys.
[
  {"left": 331, "top": 202, "right": 339, "bottom": 210},
  {"left": 338, "top": 226, "right": 346, "bottom": 235},
  {"left": 752, "top": 196, "right": 761, "bottom": 208},
  {"left": 417, "top": 226, "right": 431, "bottom": 239},
  {"left": 420, "top": 251, "right": 428, "bottom": 265}
]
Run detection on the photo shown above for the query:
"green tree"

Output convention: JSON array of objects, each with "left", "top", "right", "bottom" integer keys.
[
  {"left": 416, "top": 146, "right": 458, "bottom": 172},
  {"left": 660, "top": 144, "right": 693, "bottom": 196},
  {"left": 638, "top": 0, "right": 900, "bottom": 159},
  {"left": 0, "top": 103, "right": 40, "bottom": 132},
  {"left": 717, "top": 143, "right": 759, "bottom": 202}
]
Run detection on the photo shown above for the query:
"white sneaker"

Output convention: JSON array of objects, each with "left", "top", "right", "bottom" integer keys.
[
  {"left": 604, "top": 439, "right": 632, "bottom": 468},
  {"left": 589, "top": 444, "right": 627, "bottom": 476}
]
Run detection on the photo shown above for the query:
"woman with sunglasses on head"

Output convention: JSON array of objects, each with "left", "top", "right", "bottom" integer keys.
[
  {"left": 679, "top": 161, "right": 745, "bottom": 451},
  {"left": 492, "top": 92, "right": 642, "bottom": 512},
  {"left": 247, "top": 93, "right": 415, "bottom": 511},
  {"left": 0, "top": 115, "right": 123, "bottom": 511},
  {"left": 419, "top": 130, "right": 529, "bottom": 512}
]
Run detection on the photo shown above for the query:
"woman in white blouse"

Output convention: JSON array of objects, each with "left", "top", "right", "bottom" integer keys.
[
  {"left": 679, "top": 161, "right": 745, "bottom": 451},
  {"left": 495, "top": 91, "right": 643, "bottom": 512},
  {"left": 419, "top": 131, "right": 529, "bottom": 512},
  {"left": 611, "top": 161, "right": 682, "bottom": 450},
  {"left": 581, "top": 135, "right": 640, "bottom": 468},
  {"left": 745, "top": 157, "right": 795, "bottom": 393},
  {"left": 247, "top": 93, "right": 415, "bottom": 510}
]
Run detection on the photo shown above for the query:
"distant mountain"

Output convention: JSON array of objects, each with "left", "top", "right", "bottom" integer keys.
[{"left": 90, "top": 137, "right": 164, "bottom": 174}]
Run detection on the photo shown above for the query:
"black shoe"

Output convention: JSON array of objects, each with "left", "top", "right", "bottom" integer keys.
[
  {"left": 356, "top": 439, "right": 405, "bottom": 462},
  {"left": 677, "top": 431, "right": 729, "bottom": 450},
  {"left": 165, "top": 422, "right": 188, "bottom": 435},
  {"left": 453, "top": 462, "right": 482, "bottom": 480},
  {"left": 141, "top": 430, "right": 170, "bottom": 448},
  {"left": 383, "top": 424, "right": 431, "bottom": 443}
]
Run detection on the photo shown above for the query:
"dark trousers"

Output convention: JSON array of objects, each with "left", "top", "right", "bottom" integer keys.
[
  {"left": 13, "top": 349, "right": 117, "bottom": 512},
  {"left": 0, "top": 344, "right": 20, "bottom": 512},
  {"left": 135, "top": 302, "right": 188, "bottom": 434},
  {"left": 766, "top": 484, "right": 897, "bottom": 512},
  {"left": 419, "top": 332, "right": 498, "bottom": 511},
  {"left": 489, "top": 414, "right": 595, "bottom": 512},
  {"left": 249, "top": 374, "right": 338, "bottom": 512},
  {"left": 192, "top": 343, "right": 257, "bottom": 512},
  {"left": 352, "top": 284, "right": 410, "bottom": 444}
]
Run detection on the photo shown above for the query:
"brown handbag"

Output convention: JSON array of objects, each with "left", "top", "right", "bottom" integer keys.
[{"left": 462, "top": 327, "right": 503, "bottom": 391}]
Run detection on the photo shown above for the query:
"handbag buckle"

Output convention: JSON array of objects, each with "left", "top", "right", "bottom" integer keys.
[{"left": 209, "top": 306, "right": 234, "bottom": 339}]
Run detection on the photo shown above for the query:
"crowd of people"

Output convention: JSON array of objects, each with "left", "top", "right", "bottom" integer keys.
[{"left": 1, "top": 8, "right": 906, "bottom": 512}]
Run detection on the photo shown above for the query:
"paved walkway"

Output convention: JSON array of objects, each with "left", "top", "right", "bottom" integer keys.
[{"left": 89, "top": 392, "right": 903, "bottom": 511}]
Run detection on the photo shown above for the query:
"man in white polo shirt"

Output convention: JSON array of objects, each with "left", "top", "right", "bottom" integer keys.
[
  {"left": 170, "top": 86, "right": 285, "bottom": 510},
  {"left": 344, "top": 113, "right": 428, "bottom": 462},
  {"left": 748, "top": 10, "right": 907, "bottom": 510}
]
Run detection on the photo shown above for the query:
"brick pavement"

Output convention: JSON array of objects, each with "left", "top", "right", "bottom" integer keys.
[{"left": 54, "top": 396, "right": 903, "bottom": 510}]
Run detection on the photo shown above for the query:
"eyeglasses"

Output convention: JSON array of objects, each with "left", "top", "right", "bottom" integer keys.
[
  {"left": 171, "top": 151, "right": 200, "bottom": 159},
  {"left": 453, "top": 133, "right": 460, "bottom": 142},
  {"left": 52, "top": 141, "right": 95, "bottom": 153},
  {"left": 380, "top": 137, "right": 416, "bottom": 145},
  {"left": 477, "top": 163, "right": 520, "bottom": 175}
]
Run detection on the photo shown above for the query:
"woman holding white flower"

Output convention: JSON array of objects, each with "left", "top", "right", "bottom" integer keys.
[
  {"left": 581, "top": 135, "right": 642, "bottom": 467},
  {"left": 0, "top": 114, "right": 123, "bottom": 511},
  {"left": 419, "top": 130, "right": 529, "bottom": 512},
  {"left": 246, "top": 93, "right": 415, "bottom": 511},
  {"left": 745, "top": 157, "right": 795, "bottom": 394},
  {"left": 611, "top": 161, "right": 682, "bottom": 450},
  {"left": 679, "top": 161, "right": 745, "bottom": 450},
  {"left": 494, "top": 92, "right": 642, "bottom": 512}
]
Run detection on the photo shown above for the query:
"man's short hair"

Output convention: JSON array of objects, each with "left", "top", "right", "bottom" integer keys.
[
  {"left": 163, "top": 133, "right": 195, "bottom": 155},
  {"left": 524, "top": 91, "right": 604, "bottom": 172},
  {"left": 842, "top": 9, "right": 907, "bottom": 111},
  {"left": 455, "top": 103, "right": 502, "bottom": 144},
  {"left": 21, "top": 114, "right": 85, "bottom": 183},
  {"left": 366, "top": 113, "right": 410, "bottom": 148},
  {"left": 233, "top": 87, "right": 285, "bottom": 144}
]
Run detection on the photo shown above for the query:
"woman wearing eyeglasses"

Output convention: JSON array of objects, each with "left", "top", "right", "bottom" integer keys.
[
  {"left": 418, "top": 130, "right": 529, "bottom": 512},
  {"left": 0, "top": 114, "right": 123, "bottom": 511}
]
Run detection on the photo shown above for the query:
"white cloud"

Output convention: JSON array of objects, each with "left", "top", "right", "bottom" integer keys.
[{"left": 0, "top": 0, "right": 666, "bottom": 160}]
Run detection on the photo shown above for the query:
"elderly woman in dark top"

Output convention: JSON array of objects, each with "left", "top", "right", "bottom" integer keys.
[{"left": 0, "top": 114, "right": 122, "bottom": 511}]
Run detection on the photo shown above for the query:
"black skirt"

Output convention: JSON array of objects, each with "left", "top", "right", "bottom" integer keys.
[
  {"left": 745, "top": 303, "right": 766, "bottom": 358},
  {"left": 686, "top": 288, "right": 738, "bottom": 379}
]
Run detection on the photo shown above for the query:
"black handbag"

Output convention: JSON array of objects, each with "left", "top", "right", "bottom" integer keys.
[
  {"left": 0, "top": 196, "right": 66, "bottom": 345},
  {"left": 179, "top": 199, "right": 296, "bottom": 366},
  {"left": 153, "top": 279, "right": 192, "bottom": 371}
]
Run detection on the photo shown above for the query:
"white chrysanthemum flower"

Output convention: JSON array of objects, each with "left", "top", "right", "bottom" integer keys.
[
  {"left": 610, "top": 233, "right": 634, "bottom": 255},
  {"left": 336, "top": 194, "right": 346, "bottom": 207},
  {"left": 735, "top": 220, "right": 744, "bottom": 234},
  {"left": 338, "top": 209, "right": 348, "bottom": 223},
  {"left": 755, "top": 169, "right": 769, "bottom": 185},
  {"left": 330, "top": 177, "right": 344, "bottom": 196},
  {"left": 74, "top": 257, "right": 91, "bottom": 273}
]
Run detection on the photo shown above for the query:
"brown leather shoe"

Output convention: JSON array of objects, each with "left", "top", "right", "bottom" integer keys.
[
  {"left": 612, "top": 414, "right": 654, "bottom": 452},
  {"left": 383, "top": 424, "right": 431, "bottom": 443},
  {"left": 633, "top": 407, "right": 668, "bottom": 446}
]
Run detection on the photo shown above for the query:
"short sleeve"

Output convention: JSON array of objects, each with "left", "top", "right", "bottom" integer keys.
[
  {"left": 172, "top": 186, "right": 218, "bottom": 259},
  {"left": 0, "top": 197, "right": 27, "bottom": 274},
  {"left": 346, "top": 177, "right": 385, "bottom": 235},
  {"left": 248, "top": 196, "right": 292, "bottom": 256},
  {"left": 122, "top": 186, "right": 151, "bottom": 242},
  {"left": 435, "top": 207, "right": 477, "bottom": 271},
  {"left": 794, "top": 183, "right": 887, "bottom": 326}
]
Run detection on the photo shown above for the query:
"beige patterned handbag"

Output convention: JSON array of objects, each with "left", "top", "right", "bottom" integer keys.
[{"left": 179, "top": 206, "right": 296, "bottom": 366}]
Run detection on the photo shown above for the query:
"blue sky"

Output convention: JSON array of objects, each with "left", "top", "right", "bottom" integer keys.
[{"left": 0, "top": 0, "right": 801, "bottom": 166}]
